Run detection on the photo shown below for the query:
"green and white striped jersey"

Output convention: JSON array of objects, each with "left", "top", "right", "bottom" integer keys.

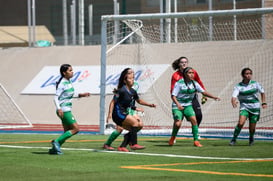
[
  {"left": 232, "top": 80, "right": 264, "bottom": 115},
  {"left": 54, "top": 78, "right": 77, "bottom": 112},
  {"left": 172, "top": 79, "right": 204, "bottom": 109}
]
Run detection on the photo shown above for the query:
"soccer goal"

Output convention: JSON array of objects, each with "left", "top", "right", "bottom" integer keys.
[
  {"left": 0, "top": 83, "right": 32, "bottom": 129},
  {"left": 100, "top": 8, "right": 273, "bottom": 139}
]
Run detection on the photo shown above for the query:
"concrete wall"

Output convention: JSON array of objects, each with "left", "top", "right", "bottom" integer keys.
[{"left": 0, "top": 46, "right": 101, "bottom": 125}]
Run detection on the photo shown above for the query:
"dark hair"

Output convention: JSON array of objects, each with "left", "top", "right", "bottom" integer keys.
[
  {"left": 113, "top": 68, "right": 132, "bottom": 93},
  {"left": 241, "top": 67, "right": 252, "bottom": 77},
  {"left": 56, "top": 64, "right": 71, "bottom": 89},
  {"left": 182, "top": 66, "right": 193, "bottom": 78},
  {"left": 182, "top": 67, "right": 196, "bottom": 92},
  {"left": 172, "top": 56, "right": 188, "bottom": 70}
]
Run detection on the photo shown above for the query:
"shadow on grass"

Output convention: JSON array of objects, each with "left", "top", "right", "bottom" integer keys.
[{"left": 32, "top": 151, "right": 50, "bottom": 155}]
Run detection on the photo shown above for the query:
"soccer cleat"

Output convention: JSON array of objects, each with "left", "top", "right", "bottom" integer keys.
[
  {"left": 117, "top": 147, "right": 129, "bottom": 152},
  {"left": 193, "top": 141, "right": 203, "bottom": 147},
  {"left": 48, "top": 148, "right": 63, "bottom": 155},
  {"left": 103, "top": 144, "right": 115, "bottom": 150},
  {"left": 168, "top": 136, "right": 176, "bottom": 146},
  {"left": 48, "top": 148, "right": 56, "bottom": 154},
  {"left": 51, "top": 140, "right": 61, "bottom": 153},
  {"left": 229, "top": 139, "right": 236, "bottom": 146},
  {"left": 130, "top": 144, "right": 145, "bottom": 150}
]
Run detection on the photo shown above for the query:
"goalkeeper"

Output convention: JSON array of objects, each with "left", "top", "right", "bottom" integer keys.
[{"left": 169, "top": 56, "right": 207, "bottom": 146}]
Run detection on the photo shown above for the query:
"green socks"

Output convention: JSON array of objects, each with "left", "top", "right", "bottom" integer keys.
[
  {"left": 192, "top": 125, "right": 199, "bottom": 141},
  {"left": 232, "top": 126, "right": 241, "bottom": 140},
  {"left": 105, "top": 130, "right": 121, "bottom": 146},
  {"left": 171, "top": 127, "right": 179, "bottom": 137},
  {"left": 56, "top": 130, "right": 73, "bottom": 146}
]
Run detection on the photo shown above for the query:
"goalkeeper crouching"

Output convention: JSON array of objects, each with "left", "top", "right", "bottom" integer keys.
[{"left": 111, "top": 68, "right": 156, "bottom": 152}]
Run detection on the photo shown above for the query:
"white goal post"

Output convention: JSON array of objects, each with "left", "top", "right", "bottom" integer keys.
[
  {"left": 0, "top": 83, "right": 32, "bottom": 129},
  {"left": 100, "top": 8, "right": 273, "bottom": 139}
]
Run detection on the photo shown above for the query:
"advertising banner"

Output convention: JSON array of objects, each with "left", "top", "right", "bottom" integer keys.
[{"left": 21, "top": 64, "right": 169, "bottom": 95}]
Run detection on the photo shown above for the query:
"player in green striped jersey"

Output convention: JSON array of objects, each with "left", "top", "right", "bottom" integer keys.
[
  {"left": 171, "top": 67, "right": 220, "bottom": 147},
  {"left": 230, "top": 68, "right": 267, "bottom": 146},
  {"left": 49, "top": 64, "right": 90, "bottom": 155}
]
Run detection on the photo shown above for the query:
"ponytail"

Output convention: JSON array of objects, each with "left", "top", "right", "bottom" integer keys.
[
  {"left": 56, "top": 64, "right": 71, "bottom": 89},
  {"left": 56, "top": 77, "right": 63, "bottom": 89}
]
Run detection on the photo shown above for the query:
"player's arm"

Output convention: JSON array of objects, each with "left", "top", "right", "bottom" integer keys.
[
  {"left": 260, "top": 92, "right": 267, "bottom": 109},
  {"left": 78, "top": 92, "right": 91, "bottom": 97},
  {"left": 257, "top": 82, "right": 267, "bottom": 109},
  {"left": 231, "top": 97, "right": 238, "bottom": 108},
  {"left": 171, "top": 82, "right": 184, "bottom": 110},
  {"left": 196, "top": 82, "right": 220, "bottom": 101},
  {"left": 193, "top": 70, "right": 205, "bottom": 90},
  {"left": 170, "top": 76, "right": 176, "bottom": 94},
  {"left": 136, "top": 99, "right": 156, "bottom": 108},
  {"left": 106, "top": 99, "right": 115, "bottom": 123},
  {"left": 170, "top": 72, "right": 180, "bottom": 94},
  {"left": 54, "top": 86, "right": 64, "bottom": 118},
  {"left": 202, "top": 91, "right": 220, "bottom": 101},
  {"left": 54, "top": 95, "right": 63, "bottom": 118},
  {"left": 171, "top": 95, "right": 184, "bottom": 110},
  {"left": 231, "top": 86, "right": 239, "bottom": 108}
]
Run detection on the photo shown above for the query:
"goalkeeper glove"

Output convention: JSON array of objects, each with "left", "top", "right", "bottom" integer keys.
[{"left": 201, "top": 96, "right": 207, "bottom": 105}]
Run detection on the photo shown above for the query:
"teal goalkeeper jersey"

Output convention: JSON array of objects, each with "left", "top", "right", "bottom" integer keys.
[
  {"left": 54, "top": 78, "right": 76, "bottom": 112},
  {"left": 232, "top": 80, "right": 264, "bottom": 115}
]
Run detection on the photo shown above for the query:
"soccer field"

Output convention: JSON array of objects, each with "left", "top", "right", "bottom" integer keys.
[{"left": 0, "top": 133, "right": 273, "bottom": 181}]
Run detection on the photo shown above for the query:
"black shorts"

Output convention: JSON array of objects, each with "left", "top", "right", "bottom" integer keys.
[{"left": 112, "top": 108, "right": 127, "bottom": 127}]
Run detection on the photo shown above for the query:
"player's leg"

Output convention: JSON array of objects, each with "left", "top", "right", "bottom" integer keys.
[
  {"left": 121, "top": 115, "right": 145, "bottom": 150},
  {"left": 103, "top": 125, "right": 123, "bottom": 150},
  {"left": 117, "top": 132, "right": 130, "bottom": 152},
  {"left": 104, "top": 110, "right": 141, "bottom": 150},
  {"left": 56, "top": 112, "right": 79, "bottom": 145},
  {"left": 50, "top": 111, "right": 78, "bottom": 154},
  {"left": 230, "top": 110, "right": 248, "bottom": 146},
  {"left": 185, "top": 106, "right": 202, "bottom": 147},
  {"left": 188, "top": 116, "right": 202, "bottom": 147},
  {"left": 248, "top": 113, "right": 259, "bottom": 146},
  {"left": 169, "top": 109, "right": 183, "bottom": 146}
]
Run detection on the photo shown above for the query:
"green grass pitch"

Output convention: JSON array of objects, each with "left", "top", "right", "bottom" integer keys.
[{"left": 0, "top": 134, "right": 273, "bottom": 181}]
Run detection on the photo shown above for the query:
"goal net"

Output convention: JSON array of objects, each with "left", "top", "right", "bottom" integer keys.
[
  {"left": 100, "top": 8, "right": 273, "bottom": 140},
  {"left": 0, "top": 83, "right": 32, "bottom": 129}
]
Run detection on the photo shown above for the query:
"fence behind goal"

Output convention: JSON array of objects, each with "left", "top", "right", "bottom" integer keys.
[{"left": 100, "top": 8, "right": 273, "bottom": 139}]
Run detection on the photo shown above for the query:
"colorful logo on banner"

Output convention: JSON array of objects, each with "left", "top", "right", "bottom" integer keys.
[
  {"left": 40, "top": 70, "right": 91, "bottom": 88},
  {"left": 21, "top": 65, "right": 169, "bottom": 95}
]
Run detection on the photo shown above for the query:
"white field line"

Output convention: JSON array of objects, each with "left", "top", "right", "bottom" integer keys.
[{"left": 1, "top": 144, "right": 273, "bottom": 161}]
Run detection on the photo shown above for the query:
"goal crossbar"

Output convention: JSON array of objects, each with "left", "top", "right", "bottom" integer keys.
[{"left": 101, "top": 7, "right": 273, "bottom": 21}]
